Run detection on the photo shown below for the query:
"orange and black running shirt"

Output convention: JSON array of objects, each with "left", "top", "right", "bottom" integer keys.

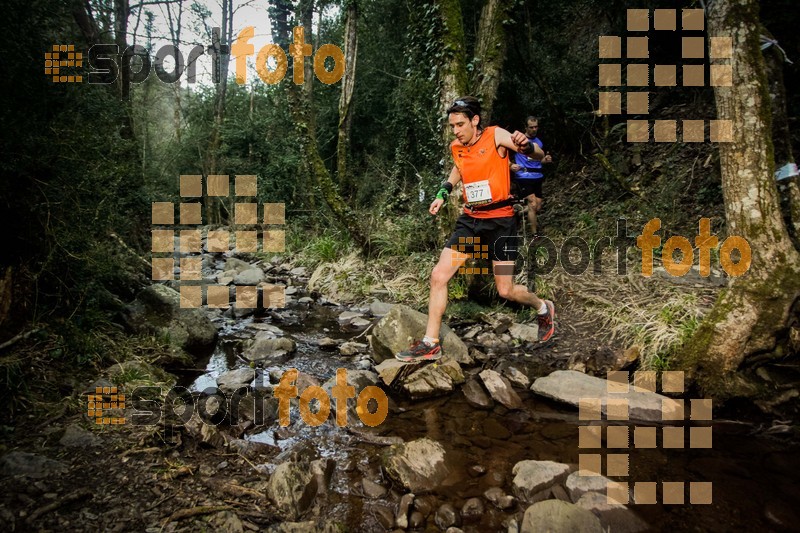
[{"left": 450, "top": 126, "right": 514, "bottom": 219}]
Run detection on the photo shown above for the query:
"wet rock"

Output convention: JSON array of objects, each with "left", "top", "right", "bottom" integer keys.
[
  {"left": 59, "top": 425, "right": 100, "bottom": 448},
  {"left": 298, "top": 296, "right": 313, "bottom": 304},
  {"left": 575, "top": 492, "right": 649, "bottom": 533},
  {"left": 267, "top": 457, "right": 316, "bottom": 520},
  {"left": 508, "top": 323, "right": 539, "bottom": 344},
  {"left": 512, "top": 460, "right": 571, "bottom": 502},
  {"left": 402, "top": 358, "right": 465, "bottom": 399},
  {"left": 217, "top": 368, "right": 256, "bottom": 392},
  {"left": 530, "top": 370, "right": 682, "bottom": 422},
  {"left": 349, "top": 317, "right": 372, "bottom": 329},
  {"left": 435, "top": 503, "right": 461, "bottom": 529},
  {"left": 383, "top": 438, "right": 449, "bottom": 493},
  {"left": 461, "top": 498, "right": 484, "bottom": 522},
  {"left": 414, "top": 495, "right": 437, "bottom": 518},
  {"left": 504, "top": 518, "right": 519, "bottom": 533},
  {"left": 0, "top": 451, "right": 68, "bottom": 478},
  {"left": 290, "top": 266, "right": 308, "bottom": 277},
  {"left": 565, "top": 471, "right": 613, "bottom": 502},
  {"left": 216, "top": 274, "right": 235, "bottom": 285},
  {"left": 503, "top": 366, "right": 530, "bottom": 389},
  {"left": 371, "top": 505, "right": 395, "bottom": 529},
  {"left": 124, "top": 284, "right": 217, "bottom": 353},
  {"left": 375, "top": 359, "right": 407, "bottom": 386},
  {"left": 409, "top": 510, "right": 425, "bottom": 528},
  {"left": 462, "top": 378, "right": 494, "bottom": 409},
  {"left": 468, "top": 464, "right": 487, "bottom": 477},
  {"left": 370, "top": 300, "right": 393, "bottom": 317},
  {"left": 310, "top": 458, "right": 335, "bottom": 499},
  {"left": 224, "top": 257, "right": 253, "bottom": 273},
  {"left": 234, "top": 267, "right": 265, "bottom": 285},
  {"left": 243, "top": 334, "right": 296, "bottom": 362},
  {"left": 285, "top": 286, "right": 298, "bottom": 296},
  {"left": 520, "top": 500, "right": 603, "bottom": 533},
  {"left": 362, "top": 479, "right": 387, "bottom": 498},
  {"left": 484, "top": 487, "right": 515, "bottom": 510},
  {"left": 338, "top": 311, "right": 363, "bottom": 325},
  {"left": 396, "top": 493, "right": 415, "bottom": 528},
  {"left": 248, "top": 323, "right": 285, "bottom": 335},
  {"left": 479, "top": 369, "right": 523, "bottom": 410},
  {"left": 316, "top": 337, "right": 339, "bottom": 350},
  {"left": 369, "top": 304, "right": 471, "bottom": 365},
  {"left": 483, "top": 418, "right": 512, "bottom": 439},
  {"left": 339, "top": 341, "right": 368, "bottom": 356}
]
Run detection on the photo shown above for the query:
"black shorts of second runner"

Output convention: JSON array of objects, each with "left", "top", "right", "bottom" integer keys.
[
  {"left": 512, "top": 178, "right": 543, "bottom": 199},
  {"left": 445, "top": 214, "right": 518, "bottom": 262}
]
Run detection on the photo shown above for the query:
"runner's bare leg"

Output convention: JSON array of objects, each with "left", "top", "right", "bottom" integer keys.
[{"left": 425, "top": 247, "right": 469, "bottom": 339}]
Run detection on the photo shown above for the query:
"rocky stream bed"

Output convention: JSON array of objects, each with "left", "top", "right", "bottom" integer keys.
[{"left": 1, "top": 252, "right": 799, "bottom": 532}]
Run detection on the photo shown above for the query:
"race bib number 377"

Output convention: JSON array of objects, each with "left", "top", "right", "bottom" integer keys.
[{"left": 464, "top": 180, "right": 492, "bottom": 206}]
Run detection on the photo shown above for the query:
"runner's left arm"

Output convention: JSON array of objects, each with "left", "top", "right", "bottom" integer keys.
[{"left": 495, "top": 128, "right": 544, "bottom": 160}]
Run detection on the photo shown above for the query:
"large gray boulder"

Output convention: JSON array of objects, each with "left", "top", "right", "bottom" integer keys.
[
  {"left": 382, "top": 438, "right": 450, "bottom": 493},
  {"left": 369, "top": 305, "right": 470, "bottom": 364},
  {"left": 575, "top": 491, "right": 649, "bottom": 532},
  {"left": 243, "top": 333, "right": 296, "bottom": 362},
  {"left": 530, "top": 370, "right": 682, "bottom": 422},
  {"left": 374, "top": 358, "right": 464, "bottom": 400},
  {"left": 520, "top": 500, "right": 604, "bottom": 533},
  {"left": 512, "top": 460, "right": 571, "bottom": 502},
  {"left": 565, "top": 471, "right": 613, "bottom": 502},
  {"left": 125, "top": 284, "right": 217, "bottom": 354}
]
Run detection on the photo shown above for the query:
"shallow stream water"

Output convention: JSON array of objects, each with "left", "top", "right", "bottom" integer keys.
[{"left": 182, "top": 302, "right": 800, "bottom": 532}]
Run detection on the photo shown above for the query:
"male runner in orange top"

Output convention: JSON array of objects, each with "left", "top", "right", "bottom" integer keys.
[{"left": 396, "top": 96, "right": 556, "bottom": 362}]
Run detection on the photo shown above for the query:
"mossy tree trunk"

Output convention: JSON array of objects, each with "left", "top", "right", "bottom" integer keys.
[
  {"left": 472, "top": 0, "right": 511, "bottom": 124},
  {"left": 436, "top": 0, "right": 469, "bottom": 237},
  {"left": 679, "top": 0, "right": 800, "bottom": 401},
  {"left": 288, "top": 0, "right": 369, "bottom": 253},
  {"left": 336, "top": 0, "right": 358, "bottom": 200}
]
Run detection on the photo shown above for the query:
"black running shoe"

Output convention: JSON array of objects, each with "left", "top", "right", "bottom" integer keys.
[
  {"left": 395, "top": 340, "right": 442, "bottom": 362},
  {"left": 537, "top": 300, "right": 555, "bottom": 342}
]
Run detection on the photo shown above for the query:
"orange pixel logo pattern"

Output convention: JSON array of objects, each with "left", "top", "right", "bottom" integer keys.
[
  {"left": 87, "top": 386, "right": 125, "bottom": 425},
  {"left": 45, "top": 44, "right": 83, "bottom": 83},
  {"left": 577, "top": 370, "right": 713, "bottom": 506},
  {"left": 452, "top": 237, "right": 490, "bottom": 275},
  {"left": 598, "top": 8, "right": 733, "bottom": 143},
  {"left": 152, "top": 175, "right": 286, "bottom": 309}
]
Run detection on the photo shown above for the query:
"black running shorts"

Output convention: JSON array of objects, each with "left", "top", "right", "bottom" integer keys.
[
  {"left": 445, "top": 214, "right": 518, "bottom": 263},
  {"left": 512, "top": 178, "right": 543, "bottom": 199}
]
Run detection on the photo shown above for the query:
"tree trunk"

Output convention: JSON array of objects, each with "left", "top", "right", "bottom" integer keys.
[
  {"left": 679, "top": 0, "right": 800, "bottom": 402},
  {"left": 336, "top": 0, "right": 358, "bottom": 200},
  {"left": 287, "top": 0, "right": 369, "bottom": 252},
  {"left": 436, "top": 0, "right": 468, "bottom": 237},
  {"left": 114, "top": 0, "right": 131, "bottom": 101},
  {"left": 472, "top": 0, "right": 510, "bottom": 123},
  {"left": 762, "top": 28, "right": 800, "bottom": 246},
  {"left": 206, "top": 0, "right": 233, "bottom": 225}
]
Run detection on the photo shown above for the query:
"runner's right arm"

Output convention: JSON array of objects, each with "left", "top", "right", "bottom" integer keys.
[{"left": 430, "top": 166, "right": 462, "bottom": 215}]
